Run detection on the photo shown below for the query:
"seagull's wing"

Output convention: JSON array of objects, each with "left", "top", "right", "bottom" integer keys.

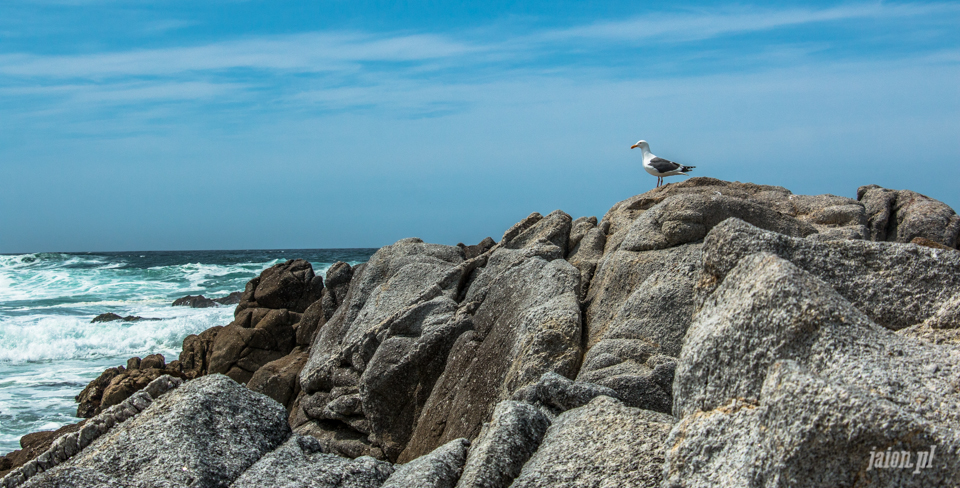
[{"left": 649, "top": 157, "right": 682, "bottom": 173}]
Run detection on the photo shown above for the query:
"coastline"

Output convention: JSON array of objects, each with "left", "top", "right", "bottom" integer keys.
[{"left": 3, "top": 177, "right": 960, "bottom": 486}]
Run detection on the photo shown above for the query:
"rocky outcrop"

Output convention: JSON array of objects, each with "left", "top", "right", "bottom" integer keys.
[
  {"left": 89, "top": 313, "right": 159, "bottom": 323},
  {"left": 11, "top": 178, "right": 960, "bottom": 487},
  {"left": 401, "top": 239, "right": 582, "bottom": 462},
  {"left": 455, "top": 401, "right": 551, "bottom": 488},
  {"left": 74, "top": 356, "right": 184, "bottom": 418},
  {"left": 296, "top": 239, "right": 475, "bottom": 460},
  {"left": 382, "top": 438, "right": 470, "bottom": 488},
  {"left": 666, "top": 253, "right": 960, "bottom": 487},
  {"left": 16, "top": 375, "right": 287, "bottom": 488},
  {"left": 699, "top": 218, "right": 960, "bottom": 330},
  {"left": 236, "top": 258, "right": 324, "bottom": 314},
  {"left": 172, "top": 292, "right": 243, "bottom": 308},
  {"left": 859, "top": 184, "right": 960, "bottom": 247},
  {"left": 511, "top": 396, "right": 675, "bottom": 487},
  {"left": 230, "top": 435, "right": 394, "bottom": 488}
]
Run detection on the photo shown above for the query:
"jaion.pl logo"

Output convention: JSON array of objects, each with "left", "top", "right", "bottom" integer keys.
[{"left": 867, "top": 446, "right": 936, "bottom": 474}]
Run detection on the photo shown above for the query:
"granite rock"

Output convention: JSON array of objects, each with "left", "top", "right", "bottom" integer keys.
[
  {"left": 455, "top": 401, "right": 551, "bottom": 488},
  {"left": 382, "top": 438, "right": 469, "bottom": 488}
]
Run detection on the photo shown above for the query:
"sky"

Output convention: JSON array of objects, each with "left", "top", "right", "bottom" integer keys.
[{"left": 1, "top": 1, "right": 958, "bottom": 253}]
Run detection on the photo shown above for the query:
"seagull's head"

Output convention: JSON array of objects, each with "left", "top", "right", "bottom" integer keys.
[{"left": 630, "top": 140, "right": 648, "bottom": 149}]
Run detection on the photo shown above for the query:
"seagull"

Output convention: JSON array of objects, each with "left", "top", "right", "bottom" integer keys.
[{"left": 630, "top": 140, "right": 695, "bottom": 188}]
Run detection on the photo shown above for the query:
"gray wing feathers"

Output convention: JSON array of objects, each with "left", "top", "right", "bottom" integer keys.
[{"left": 649, "top": 157, "right": 681, "bottom": 173}]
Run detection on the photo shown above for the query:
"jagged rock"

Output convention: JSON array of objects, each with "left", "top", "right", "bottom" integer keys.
[
  {"left": 618, "top": 193, "right": 817, "bottom": 252},
  {"left": 675, "top": 252, "right": 960, "bottom": 425},
  {"left": 510, "top": 396, "right": 675, "bottom": 488},
  {"left": 575, "top": 339, "right": 675, "bottom": 413},
  {"left": 229, "top": 435, "right": 394, "bottom": 488},
  {"left": 172, "top": 294, "right": 217, "bottom": 308},
  {"left": 22, "top": 375, "right": 290, "bottom": 488},
  {"left": 213, "top": 291, "right": 242, "bottom": 305},
  {"left": 898, "top": 293, "right": 960, "bottom": 345},
  {"left": 74, "top": 367, "right": 123, "bottom": 418},
  {"left": 297, "top": 239, "right": 472, "bottom": 460},
  {"left": 664, "top": 361, "right": 960, "bottom": 488},
  {"left": 498, "top": 210, "right": 572, "bottom": 255},
  {"left": 859, "top": 185, "right": 960, "bottom": 247},
  {"left": 700, "top": 218, "right": 960, "bottom": 330},
  {"left": 236, "top": 259, "right": 324, "bottom": 315},
  {"left": 455, "top": 401, "right": 551, "bottom": 488},
  {"left": 178, "top": 325, "right": 223, "bottom": 378},
  {"left": 401, "top": 241, "right": 581, "bottom": 462},
  {"left": 208, "top": 308, "right": 300, "bottom": 384},
  {"left": 90, "top": 313, "right": 158, "bottom": 323},
  {"left": 247, "top": 349, "right": 309, "bottom": 410},
  {"left": 296, "top": 262, "right": 355, "bottom": 347},
  {"left": 74, "top": 357, "right": 185, "bottom": 419},
  {"left": 0, "top": 423, "right": 84, "bottom": 480},
  {"left": 382, "top": 438, "right": 470, "bottom": 488},
  {"left": 511, "top": 372, "right": 618, "bottom": 414},
  {"left": 457, "top": 237, "right": 496, "bottom": 260}
]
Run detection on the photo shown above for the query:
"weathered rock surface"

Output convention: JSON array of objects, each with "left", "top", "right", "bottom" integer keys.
[
  {"left": 74, "top": 357, "right": 184, "bottom": 418},
  {"left": 22, "top": 375, "right": 289, "bottom": 488},
  {"left": 401, "top": 240, "right": 581, "bottom": 462},
  {"left": 510, "top": 396, "right": 675, "bottom": 487},
  {"left": 236, "top": 259, "right": 324, "bottom": 314},
  {"left": 456, "top": 401, "right": 551, "bottom": 488},
  {"left": 172, "top": 294, "right": 218, "bottom": 308},
  {"left": 230, "top": 435, "right": 394, "bottom": 488},
  {"left": 246, "top": 348, "right": 309, "bottom": 410},
  {"left": 859, "top": 184, "right": 960, "bottom": 247},
  {"left": 676, "top": 252, "right": 960, "bottom": 421},
  {"left": 510, "top": 372, "right": 617, "bottom": 414},
  {"left": 297, "top": 239, "right": 473, "bottom": 460},
  {"left": 700, "top": 218, "right": 960, "bottom": 330},
  {"left": 89, "top": 313, "right": 158, "bottom": 323},
  {"left": 665, "top": 360, "right": 960, "bottom": 488},
  {"left": 208, "top": 307, "right": 301, "bottom": 384},
  {"left": 382, "top": 438, "right": 469, "bottom": 488}
]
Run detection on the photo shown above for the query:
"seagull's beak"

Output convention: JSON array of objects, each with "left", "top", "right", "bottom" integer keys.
[{"left": 630, "top": 144, "right": 638, "bottom": 149}]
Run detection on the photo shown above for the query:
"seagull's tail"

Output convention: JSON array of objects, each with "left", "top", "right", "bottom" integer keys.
[{"left": 680, "top": 165, "right": 695, "bottom": 173}]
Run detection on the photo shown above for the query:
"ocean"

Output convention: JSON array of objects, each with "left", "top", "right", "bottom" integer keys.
[{"left": 0, "top": 249, "right": 377, "bottom": 454}]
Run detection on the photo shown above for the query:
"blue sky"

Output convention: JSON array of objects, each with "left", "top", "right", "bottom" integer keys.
[{"left": 1, "top": 1, "right": 958, "bottom": 252}]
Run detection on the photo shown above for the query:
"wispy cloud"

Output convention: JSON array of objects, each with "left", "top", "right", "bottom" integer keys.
[{"left": 536, "top": 3, "right": 960, "bottom": 43}]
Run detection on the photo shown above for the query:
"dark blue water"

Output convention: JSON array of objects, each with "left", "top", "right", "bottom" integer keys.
[{"left": 0, "top": 249, "right": 376, "bottom": 454}]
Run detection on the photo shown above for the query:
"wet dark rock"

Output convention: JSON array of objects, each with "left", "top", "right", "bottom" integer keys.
[
  {"left": 236, "top": 259, "right": 324, "bottom": 315},
  {"left": 90, "top": 313, "right": 158, "bottom": 323},
  {"left": 213, "top": 291, "right": 242, "bottom": 305},
  {"left": 172, "top": 294, "right": 217, "bottom": 308}
]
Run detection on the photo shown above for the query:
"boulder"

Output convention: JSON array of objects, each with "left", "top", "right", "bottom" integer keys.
[
  {"left": 898, "top": 293, "right": 960, "bottom": 345},
  {"left": 22, "top": 375, "right": 290, "bottom": 488},
  {"left": 236, "top": 259, "right": 324, "bottom": 314},
  {"left": 297, "top": 239, "right": 473, "bottom": 460},
  {"left": 74, "top": 367, "right": 123, "bottom": 418},
  {"left": 208, "top": 308, "right": 300, "bottom": 384},
  {"left": 90, "top": 313, "right": 158, "bottom": 323},
  {"left": 455, "top": 401, "right": 551, "bottom": 488},
  {"left": 618, "top": 193, "right": 817, "bottom": 252},
  {"left": 212, "top": 291, "right": 242, "bottom": 305},
  {"left": 296, "top": 262, "right": 355, "bottom": 347},
  {"left": 700, "top": 218, "right": 960, "bottom": 330},
  {"left": 859, "top": 185, "right": 960, "bottom": 247},
  {"left": 664, "top": 361, "right": 960, "bottom": 488},
  {"left": 0, "top": 423, "right": 84, "bottom": 480},
  {"left": 246, "top": 349, "right": 309, "bottom": 410},
  {"left": 498, "top": 210, "right": 572, "bottom": 256},
  {"left": 510, "top": 396, "right": 675, "bottom": 488},
  {"left": 674, "top": 252, "right": 960, "bottom": 425},
  {"left": 172, "top": 295, "right": 217, "bottom": 308},
  {"left": 229, "top": 435, "right": 394, "bottom": 488},
  {"left": 178, "top": 325, "right": 223, "bottom": 378},
  {"left": 401, "top": 241, "right": 581, "bottom": 462},
  {"left": 382, "top": 438, "right": 470, "bottom": 488}
]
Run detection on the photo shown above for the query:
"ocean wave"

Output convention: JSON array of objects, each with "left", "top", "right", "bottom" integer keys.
[{"left": 0, "top": 307, "right": 232, "bottom": 364}]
